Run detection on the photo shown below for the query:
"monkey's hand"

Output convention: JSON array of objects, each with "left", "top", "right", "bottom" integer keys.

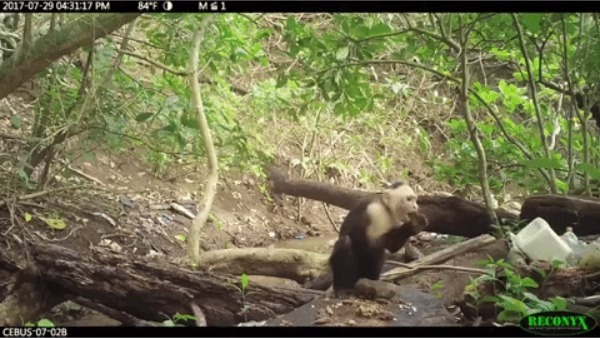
[{"left": 406, "top": 212, "right": 429, "bottom": 235}]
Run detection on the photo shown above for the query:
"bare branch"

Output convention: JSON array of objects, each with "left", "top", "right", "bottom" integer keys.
[
  {"left": 120, "top": 49, "right": 188, "bottom": 76},
  {"left": 458, "top": 14, "right": 498, "bottom": 225},
  {"left": 187, "top": 16, "right": 219, "bottom": 263},
  {"left": 512, "top": 13, "right": 559, "bottom": 193}
]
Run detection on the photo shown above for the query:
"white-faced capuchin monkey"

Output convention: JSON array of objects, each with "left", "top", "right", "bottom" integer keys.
[{"left": 329, "top": 181, "right": 427, "bottom": 298}]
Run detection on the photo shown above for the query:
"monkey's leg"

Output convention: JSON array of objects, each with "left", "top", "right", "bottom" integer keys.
[
  {"left": 360, "top": 249, "right": 386, "bottom": 281},
  {"left": 330, "top": 236, "right": 358, "bottom": 298}
]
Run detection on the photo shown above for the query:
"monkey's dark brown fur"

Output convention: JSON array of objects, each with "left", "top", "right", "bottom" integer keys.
[{"left": 329, "top": 182, "right": 427, "bottom": 298}]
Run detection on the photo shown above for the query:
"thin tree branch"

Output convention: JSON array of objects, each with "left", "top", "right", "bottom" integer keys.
[
  {"left": 512, "top": 13, "right": 558, "bottom": 193},
  {"left": 458, "top": 14, "right": 498, "bottom": 225}
]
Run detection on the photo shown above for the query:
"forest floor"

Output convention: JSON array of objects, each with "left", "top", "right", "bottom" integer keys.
[
  {"left": 0, "top": 79, "right": 468, "bottom": 326},
  {"left": 0, "top": 139, "right": 467, "bottom": 326}
]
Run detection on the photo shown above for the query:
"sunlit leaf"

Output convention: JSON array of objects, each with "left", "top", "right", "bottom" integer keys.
[
  {"left": 36, "top": 319, "right": 55, "bottom": 327},
  {"left": 335, "top": 46, "right": 350, "bottom": 61},
  {"left": 40, "top": 217, "right": 67, "bottom": 230}
]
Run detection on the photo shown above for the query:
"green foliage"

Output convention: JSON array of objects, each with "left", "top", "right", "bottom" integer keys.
[
  {"left": 465, "top": 257, "right": 568, "bottom": 324},
  {"left": 25, "top": 319, "right": 55, "bottom": 327},
  {"left": 20, "top": 12, "right": 600, "bottom": 221},
  {"left": 161, "top": 312, "right": 198, "bottom": 327},
  {"left": 430, "top": 280, "right": 444, "bottom": 300},
  {"left": 240, "top": 273, "right": 249, "bottom": 291}
]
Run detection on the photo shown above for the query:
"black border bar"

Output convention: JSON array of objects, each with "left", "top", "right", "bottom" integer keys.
[
  {"left": 2, "top": 326, "right": 600, "bottom": 337},
  {"left": 0, "top": 1, "right": 600, "bottom": 13}
]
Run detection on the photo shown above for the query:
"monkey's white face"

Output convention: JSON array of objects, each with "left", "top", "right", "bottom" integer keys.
[
  {"left": 383, "top": 185, "right": 419, "bottom": 224},
  {"left": 396, "top": 185, "right": 418, "bottom": 214}
]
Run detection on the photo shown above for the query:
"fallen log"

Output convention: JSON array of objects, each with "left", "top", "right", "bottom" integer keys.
[
  {"left": 198, "top": 248, "right": 329, "bottom": 284},
  {"left": 268, "top": 167, "right": 517, "bottom": 238},
  {"left": 3, "top": 244, "right": 321, "bottom": 326},
  {"left": 521, "top": 195, "right": 600, "bottom": 235},
  {"left": 0, "top": 267, "right": 67, "bottom": 325}
]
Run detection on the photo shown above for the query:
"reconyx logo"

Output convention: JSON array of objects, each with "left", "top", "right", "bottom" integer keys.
[{"left": 520, "top": 310, "right": 597, "bottom": 336}]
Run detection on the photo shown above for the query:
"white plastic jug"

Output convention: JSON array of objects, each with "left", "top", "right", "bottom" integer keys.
[{"left": 513, "top": 217, "right": 573, "bottom": 262}]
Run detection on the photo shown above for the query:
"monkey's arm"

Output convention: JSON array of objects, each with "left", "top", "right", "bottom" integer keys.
[
  {"left": 384, "top": 213, "right": 429, "bottom": 253},
  {"left": 338, "top": 201, "right": 369, "bottom": 238}
]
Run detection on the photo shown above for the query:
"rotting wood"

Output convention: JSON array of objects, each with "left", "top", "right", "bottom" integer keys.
[
  {"left": 521, "top": 194, "right": 600, "bottom": 236},
  {"left": 0, "top": 267, "right": 68, "bottom": 325},
  {"left": 28, "top": 244, "right": 321, "bottom": 326}
]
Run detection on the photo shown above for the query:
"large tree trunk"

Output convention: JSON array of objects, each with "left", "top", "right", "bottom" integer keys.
[
  {"left": 268, "top": 167, "right": 518, "bottom": 238},
  {"left": 0, "top": 13, "right": 140, "bottom": 99},
  {"left": 1, "top": 244, "right": 321, "bottom": 326},
  {"left": 520, "top": 195, "right": 600, "bottom": 235}
]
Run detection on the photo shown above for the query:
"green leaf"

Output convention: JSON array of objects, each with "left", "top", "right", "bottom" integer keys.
[
  {"left": 160, "top": 124, "right": 178, "bottom": 134},
  {"left": 335, "top": 46, "right": 350, "bottom": 61},
  {"left": 240, "top": 273, "right": 249, "bottom": 291},
  {"left": 479, "top": 295, "right": 501, "bottom": 304},
  {"left": 519, "top": 277, "right": 539, "bottom": 289},
  {"left": 520, "top": 158, "right": 563, "bottom": 170},
  {"left": 549, "top": 296, "right": 568, "bottom": 310},
  {"left": 498, "top": 309, "right": 523, "bottom": 323},
  {"left": 522, "top": 292, "right": 542, "bottom": 303},
  {"left": 498, "top": 294, "right": 530, "bottom": 313},
  {"left": 175, "top": 234, "right": 186, "bottom": 242},
  {"left": 173, "top": 313, "right": 196, "bottom": 322},
  {"left": 333, "top": 101, "right": 346, "bottom": 116},
  {"left": 554, "top": 179, "right": 568, "bottom": 193},
  {"left": 10, "top": 115, "right": 22, "bottom": 130},
  {"left": 520, "top": 14, "right": 544, "bottom": 34},
  {"left": 24, "top": 213, "right": 32, "bottom": 222},
  {"left": 36, "top": 319, "right": 55, "bottom": 327},
  {"left": 369, "top": 23, "right": 392, "bottom": 36},
  {"left": 39, "top": 216, "right": 67, "bottom": 230},
  {"left": 135, "top": 113, "right": 154, "bottom": 122},
  {"left": 576, "top": 163, "right": 600, "bottom": 180}
]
